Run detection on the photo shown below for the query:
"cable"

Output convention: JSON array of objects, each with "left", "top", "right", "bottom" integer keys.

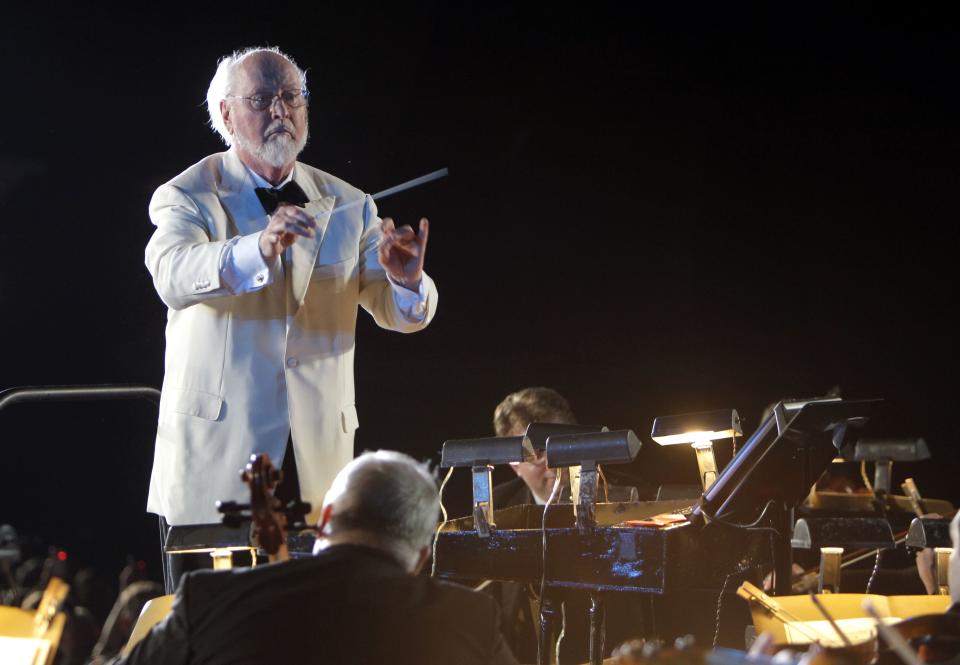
[
  {"left": 536, "top": 471, "right": 565, "bottom": 665},
  {"left": 555, "top": 601, "right": 567, "bottom": 660},
  {"left": 713, "top": 566, "right": 747, "bottom": 647},
  {"left": 700, "top": 499, "right": 781, "bottom": 533},
  {"left": 430, "top": 466, "right": 455, "bottom": 577},
  {"left": 862, "top": 472, "right": 889, "bottom": 594},
  {"left": 539, "top": 472, "right": 564, "bottom": 601},
  {"left": 860, "top": 461, "right": 874, "bottom": 494},
  {"left": 865, "top": 548, "right": 883, "bottom": 594},
  {"left": 699, "top": 500, "right": 786, "bottom": 604}
]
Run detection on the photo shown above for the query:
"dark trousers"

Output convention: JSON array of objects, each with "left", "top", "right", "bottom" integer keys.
[{"left": 159, "top": 437, "right": 301, "bottom": 593}]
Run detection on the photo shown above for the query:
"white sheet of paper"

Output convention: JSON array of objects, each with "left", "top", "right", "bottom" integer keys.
[
  {"left": 0, "top": 636, "right": 51, "bottom": 665},
  {"left": 783, "top": 617, "right": 901, "bottom": 646}
]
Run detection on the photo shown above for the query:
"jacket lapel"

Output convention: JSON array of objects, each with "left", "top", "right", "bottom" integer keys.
[
  {"left": 290, "top": 196, "right": 335, "bottom": 307},
  {"left": 216, "top": 153, "right": 336, "bottom": 308},
  {"left": 216, "top": 150, "right": 270, "bottom": 237},
  {"left": 288, "top": 162, "right": 336, "bottom": 308}
]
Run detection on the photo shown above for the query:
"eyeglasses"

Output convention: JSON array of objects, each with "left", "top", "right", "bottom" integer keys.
[{"left": 227, "top": 89, "right": 310, "bottom": 112}]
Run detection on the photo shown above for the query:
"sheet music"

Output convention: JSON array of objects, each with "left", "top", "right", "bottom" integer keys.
[{"left": 783, "top": 617, "right": 901, "bottom": 646}]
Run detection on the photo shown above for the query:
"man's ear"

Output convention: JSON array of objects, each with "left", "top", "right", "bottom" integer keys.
[
  {"left": 220, "top": 99, "right": 232, "bottom": 135},
  {"left": 411, "top": 545, "right": 431, "bottom": 576},
  {"left": 317, "top": 504, "right": 334, "bottom": 534}
]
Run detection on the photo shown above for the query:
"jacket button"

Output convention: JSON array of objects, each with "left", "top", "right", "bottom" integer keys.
[{"left": 286, "top": 357, "right": 298, "bottom": 368}]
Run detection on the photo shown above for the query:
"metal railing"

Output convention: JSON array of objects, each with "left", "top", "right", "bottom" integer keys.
[{"left": 0, "top": 384, "right": 161, "bottom": 412}]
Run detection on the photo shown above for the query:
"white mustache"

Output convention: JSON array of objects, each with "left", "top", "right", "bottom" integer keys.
[{"left": 265, "top": 121, "right": 295, "bottom": 138}]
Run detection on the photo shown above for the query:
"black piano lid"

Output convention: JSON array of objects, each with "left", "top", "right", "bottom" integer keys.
[{"left": 694, "top": 398, "right": 881, "bottom": 522}]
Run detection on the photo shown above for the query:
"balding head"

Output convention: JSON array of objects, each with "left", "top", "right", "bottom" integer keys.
[
  {"left": 206, "top": 46, "right": 307, "bottom": 147},
  {"left": 318, "top": 451, "right": 440, "bottom": 573}
]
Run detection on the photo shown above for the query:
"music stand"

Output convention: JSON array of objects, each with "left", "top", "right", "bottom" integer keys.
[{"left": 692, "top": 397, "right": 880, "bottom": 594}]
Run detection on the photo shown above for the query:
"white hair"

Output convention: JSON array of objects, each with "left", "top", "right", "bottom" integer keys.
[
  {"left": 323, "top": 450, "right": 440, "bottom": 569},
  {"left": 205, "top": 46, "right": 308, "bottom": 146}
]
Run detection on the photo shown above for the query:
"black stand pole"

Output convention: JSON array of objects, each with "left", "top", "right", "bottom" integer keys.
[
  {"left": 773, "top": 503, "right": 794, "bottom": 595},
  {"left": 589, "top": 592, "right": 606, "bottom": 665},
  {"left": 538, "top": 591, "right": 559, "bottom": 665}
]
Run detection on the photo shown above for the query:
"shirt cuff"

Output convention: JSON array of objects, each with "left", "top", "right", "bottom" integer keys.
[
  {"left": 219, "top": 233, "right": 273, "bottom": 294},
  {"left": 390, "top": 278, "right": 428, "bottom": 322}
]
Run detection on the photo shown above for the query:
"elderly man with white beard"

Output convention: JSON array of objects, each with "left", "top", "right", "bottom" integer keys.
[{"left": 144, "top": 47, "right": 438, "bottom": 588}]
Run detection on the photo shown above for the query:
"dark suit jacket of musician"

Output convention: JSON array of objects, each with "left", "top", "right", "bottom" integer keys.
[{"left": 116, "top": 544, "right": 518, "bottom": 665}]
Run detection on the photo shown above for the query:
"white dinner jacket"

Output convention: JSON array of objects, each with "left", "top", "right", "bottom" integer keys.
[{"left": 144, "top": 149, "right": 437, "bottom": 525}]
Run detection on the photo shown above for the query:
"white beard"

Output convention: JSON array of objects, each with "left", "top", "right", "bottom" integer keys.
[{"left": 234, "top": 120, "right": 308, "bottom": 168}]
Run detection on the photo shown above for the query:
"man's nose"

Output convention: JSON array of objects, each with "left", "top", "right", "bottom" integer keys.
[{"left": 270, "top": 96, "right": 291, "bottom": 118}]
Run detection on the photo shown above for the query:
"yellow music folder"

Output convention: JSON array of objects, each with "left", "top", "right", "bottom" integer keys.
[{"left": 0, "top": 577, "right": 68, "bottom": 665}]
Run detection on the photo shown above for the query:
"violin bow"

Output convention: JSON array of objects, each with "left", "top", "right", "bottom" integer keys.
[{"left": 862, "top": 599, "right": 923, "bottom": 665}]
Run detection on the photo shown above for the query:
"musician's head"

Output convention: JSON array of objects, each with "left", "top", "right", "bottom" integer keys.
[
  {"left": 494, "top": 387, "right": 577, "bottom": 502},
  {"left": 207, "top": 46, "right": 309, "bottom": 173},
  {"left": 951, "top": 510, "right": 960, "bottom": 604},
  {"left": 316, "top": 450, "right": 439, "bottom": 574}
]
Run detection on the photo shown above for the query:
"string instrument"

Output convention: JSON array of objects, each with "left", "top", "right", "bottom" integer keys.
[
  {"left": 736, "top": 581, "right": 878, "bottom": 665},
  {"left": 608, "top": 635, "right": 706, "bottom": 665},
  {"left": 608, "top": 635, "right": 863, "bottom": 665},
  {"left": 889, "top": 612, "right": 960, "bottom": 663},
  {"left": 218, "top": 453, "right": 318, "bottom": 563},
  {"left": 739, "top": 578, "right": 960, "bottom": 665},
  {"left": 125, "top": 453, "right": 314, "bottom": 656},
  {"left": 240, "top": 453, "right": 289, "bottom": 562}
]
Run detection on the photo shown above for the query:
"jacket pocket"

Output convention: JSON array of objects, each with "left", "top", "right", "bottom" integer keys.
[
  {"left": 340, "top": 403, "right": 359, "bottom": 434},
  {"left": 169, "top": 388, "right": 224, "bottom": 421}
]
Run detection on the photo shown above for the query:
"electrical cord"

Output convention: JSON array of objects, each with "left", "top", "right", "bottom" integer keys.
[
  {"left": 430, "top": 466, "right": 455, "bottom": 577},
  {"left": 536, "top": 472, "right": 565, "bottom": 665},
  {"left": 699, "top": 499, "right": 782, "bottom": 534}
]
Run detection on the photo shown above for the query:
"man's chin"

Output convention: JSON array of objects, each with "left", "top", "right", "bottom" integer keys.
[{"left": 257, "top": 140, "right": 301, "bottom": 169}]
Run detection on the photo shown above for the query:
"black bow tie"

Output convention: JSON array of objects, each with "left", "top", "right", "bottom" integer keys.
[{"left": 255, "top": 180, "right": 309, "bottom": 214}]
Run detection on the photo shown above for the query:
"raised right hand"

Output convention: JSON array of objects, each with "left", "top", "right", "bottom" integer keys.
[{"left": 259, "top": 204, "right": 317, "bottom": 261}]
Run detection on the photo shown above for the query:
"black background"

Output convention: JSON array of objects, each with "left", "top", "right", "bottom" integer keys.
[{"left": 0, "top": 4, "right": 955, "bottom": 581}]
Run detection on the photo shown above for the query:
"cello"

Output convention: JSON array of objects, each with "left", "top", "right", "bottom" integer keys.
[{"left": 124, "top": 453, "right": 311, "bottom": 656}]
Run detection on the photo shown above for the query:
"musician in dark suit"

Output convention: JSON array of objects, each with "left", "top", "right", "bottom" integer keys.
[
  {"left": 493, "top": 387, "right": 576, "bottom": 507},
  {"left": 489, "top": 387, "right": 649, "bottom": 664},
  {"left": 114, "top": 451, "right": 517, "bottom": 665}
]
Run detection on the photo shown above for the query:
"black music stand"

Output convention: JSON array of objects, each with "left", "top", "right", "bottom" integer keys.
[{"left": 692, "top": 397, "right": 880, "bottom": 594}]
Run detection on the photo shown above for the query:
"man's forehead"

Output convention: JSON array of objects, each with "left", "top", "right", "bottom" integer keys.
[{"left": 235, "top": 52, "right": 300, "bottom": 90}]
